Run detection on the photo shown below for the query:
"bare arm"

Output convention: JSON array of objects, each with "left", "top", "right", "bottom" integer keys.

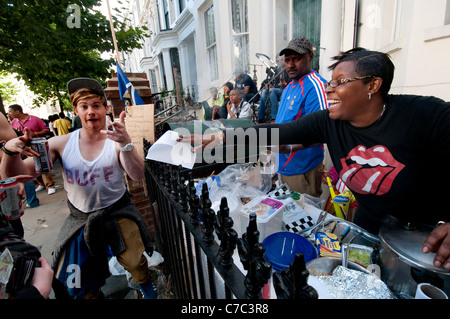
[
  {"left": 0, "top": 127, "right": 39, "bottom": 178},
  {"left": 118, "top": 146, "right": 145, "bottom": 181},
  {"left": 226, "top": 101, "right": 236, "bottom": 119},
  {"left": 0, "top": 113, "right": 20, "bottom": 163},
  {"left": 32, "top": 118, "right": 50, "bottom": 138},
  {"left": 211, "top": 106, "right": 219, "bottom": 120},
  {"left": 102, "top": 111, "right": 144, "bottom": 181},
  {"left": 269, "top": 143, "right": 320, "bottom": 154},
  {"left": 32, "top": 128, "right": 49, "bottom": 138}
]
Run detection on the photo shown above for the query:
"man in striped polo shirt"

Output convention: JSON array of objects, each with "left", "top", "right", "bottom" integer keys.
[{"left": 274, "top": 37, "right": 328, "bottom": 197}]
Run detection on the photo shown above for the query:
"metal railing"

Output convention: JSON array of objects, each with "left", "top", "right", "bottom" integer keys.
[
  {"left": 144, "top": 140, "right": 273, "bottom": 299},
  {"left": 143, "top": 138, "right": 320, "bottom": 300}
]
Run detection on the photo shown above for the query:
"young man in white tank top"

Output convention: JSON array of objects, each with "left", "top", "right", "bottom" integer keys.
[{"left": 0, "top": 78, "right": 157, "bottom": 299}]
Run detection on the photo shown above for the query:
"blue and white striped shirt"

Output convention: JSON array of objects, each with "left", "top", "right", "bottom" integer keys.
[{"left": 275, "top": 71, "right": 328, "bottom": 175}]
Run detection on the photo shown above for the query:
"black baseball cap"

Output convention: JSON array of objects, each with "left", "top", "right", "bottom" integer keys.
[{"left": 67, "top": 77, "right": 105, "bottom": 97}]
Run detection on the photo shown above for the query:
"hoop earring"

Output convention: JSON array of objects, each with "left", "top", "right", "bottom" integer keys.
[{"left": 368, "top": 93, "right": 372, "bottom": 100}]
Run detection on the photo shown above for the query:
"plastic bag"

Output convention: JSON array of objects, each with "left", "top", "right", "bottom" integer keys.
[
  {"left": 193, "top": 164, "right": 273, "bottom": 238},
  {"left": 213, "top": 163, "right": 272, "bottom": 198},
  {"left": 152, "top": 266, "right": 175, "bottom": 299},
  {"left": 108, "top": 250, "right": 168, "bottom": 298},
  {"left": 300, "top": 193, "right": 325, "bottom": 210},
  {"left": 195, "top": 176, "right": 218, "bottom": 198},
  {"left": 211, "top": 191, "right": 243, "bottom": 236},
  {"left": 108, "top": 251, "right": 164, "bottom": 277}
]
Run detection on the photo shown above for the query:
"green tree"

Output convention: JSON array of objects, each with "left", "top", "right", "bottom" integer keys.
[
  {"left": 0, "top": 0, "right": 149, "bottom": 112},
  {"left": 0, "top": 71, "right": 20, "bottom": 114}
]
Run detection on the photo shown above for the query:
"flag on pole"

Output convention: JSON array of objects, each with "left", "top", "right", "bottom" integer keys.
[{"left": 116, "top": 60, "right": 145, "bottom": 105}]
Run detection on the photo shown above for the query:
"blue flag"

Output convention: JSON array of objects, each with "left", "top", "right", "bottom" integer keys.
[{"left": 116, "top": 61, "right": 145, "bottom": 105}]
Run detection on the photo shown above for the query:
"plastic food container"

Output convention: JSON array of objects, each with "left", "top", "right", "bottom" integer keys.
[
  {"left": 262, "top": 232, "right": 317, "bottom": 272},
  {"left": 306, "top": 257, "right": 370, "bottom": 276},
  {"left": 240, "top": 196, "right": 285, "bottom": 240}
]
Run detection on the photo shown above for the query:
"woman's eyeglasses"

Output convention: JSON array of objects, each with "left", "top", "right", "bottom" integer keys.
[{"left": 324, "top": 75, "right": 373, "bottom": 89}]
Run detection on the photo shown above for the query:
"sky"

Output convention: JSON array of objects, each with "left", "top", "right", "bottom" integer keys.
[
  {"left": 98, "top": 0, "right": 121, "bottom": 17},
  {"left": 98, "top": 0, "right": 124, "bottom": 60}
]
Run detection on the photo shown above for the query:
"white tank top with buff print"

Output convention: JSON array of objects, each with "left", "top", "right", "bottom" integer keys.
[{"left": 62, "top": 129, "right": 126, "bottom": 213}]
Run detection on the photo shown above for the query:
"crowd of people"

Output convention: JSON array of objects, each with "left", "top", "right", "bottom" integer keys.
[{"left": 208, "top": 55, "right": 289, "bottom": 122}]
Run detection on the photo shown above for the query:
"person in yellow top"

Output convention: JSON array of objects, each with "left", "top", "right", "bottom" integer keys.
[
  {"left": 53, "top": 112, "right": 72, "bottom": 135},
  {"left": 210, "top": 87, "right": 224, "bottom": 120}
]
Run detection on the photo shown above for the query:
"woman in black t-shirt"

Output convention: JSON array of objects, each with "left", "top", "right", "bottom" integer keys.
[{"left": 178, "top": 48, "right": 450, "bottom": 271}]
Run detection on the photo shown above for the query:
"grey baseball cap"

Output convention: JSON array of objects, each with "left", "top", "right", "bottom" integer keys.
[
  {"left": 279, "top": 37, "right": 313, "bottom": 56},
  {"left": 67, "top": 77, "right": 105, "bottom": 97}
]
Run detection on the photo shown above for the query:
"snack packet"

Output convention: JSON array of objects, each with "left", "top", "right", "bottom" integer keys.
[
  {"left": 315, "top": 232, "right": 342, "bottom": 258},
  {"left": 331, "top": 189, "right": 355, "bottom": 216}
]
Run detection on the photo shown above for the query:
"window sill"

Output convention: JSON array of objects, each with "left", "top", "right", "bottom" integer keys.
[
  {"left": 424, "top": 24, "right": 450, "bottom": 42},
  {"left": 379, "top": 38, "right": 403, "bottom": 55}
]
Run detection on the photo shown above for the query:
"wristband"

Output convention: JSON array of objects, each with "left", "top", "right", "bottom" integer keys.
[{"left": 1, "top": 145, "right": 20, "bottom": 156}]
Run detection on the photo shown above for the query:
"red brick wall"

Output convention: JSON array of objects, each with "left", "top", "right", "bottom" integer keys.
[{"left": 127, "top": 177, "right": 155, "bottom": 237}]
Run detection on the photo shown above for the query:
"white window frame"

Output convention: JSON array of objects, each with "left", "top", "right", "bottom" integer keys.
[
  {"left": 205, "top": 5, "right": 219, "bottom": 81},
  {"left": 231, "top": 0, "right": 249, "bottom": 73},
  {"left": 445, "top": 0, "right": 450, "bottom": 25}
]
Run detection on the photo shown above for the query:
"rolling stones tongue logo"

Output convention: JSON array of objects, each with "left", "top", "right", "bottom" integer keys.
[{"left": 340, "top": 145, "right": 405, "bottom": 195}]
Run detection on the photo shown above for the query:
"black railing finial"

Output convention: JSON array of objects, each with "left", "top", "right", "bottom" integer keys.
[
  {"left": 215, "top": 197, "right": 238, "bottom": 268},
  {"left": 272, "top": 252, "right": 318, "bottom": 299},
  {"left": 200, "top": 183, "right": 215, "bottom": 244},
  {"left": 237, "top": 212, "right": 272, "bottom": 299},
  {"left": 177, "top": 168, "right": 188, "bottom": 213},
  {"left": 187, "top": 172, "right": 200, "bottom": 226}
]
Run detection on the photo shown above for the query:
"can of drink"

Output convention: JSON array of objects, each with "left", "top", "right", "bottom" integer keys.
[
  {"left": 0, "top": 178, "right": 24, "bottom": 220},
  {"left": 30, "top": 138, "right": 53, "bottom": 174}
]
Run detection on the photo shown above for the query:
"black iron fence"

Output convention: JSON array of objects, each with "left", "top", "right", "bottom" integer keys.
[
  {"left": 143, "top": 138, "right": 318, "bottom": 300},
  {"left": 144, "top": 139, "right": 276, "bottom": 299}
]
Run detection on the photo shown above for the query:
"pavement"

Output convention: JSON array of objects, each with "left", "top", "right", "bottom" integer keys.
[{"left": 20, "top": 160, "right": 140, "bottom": 299}]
